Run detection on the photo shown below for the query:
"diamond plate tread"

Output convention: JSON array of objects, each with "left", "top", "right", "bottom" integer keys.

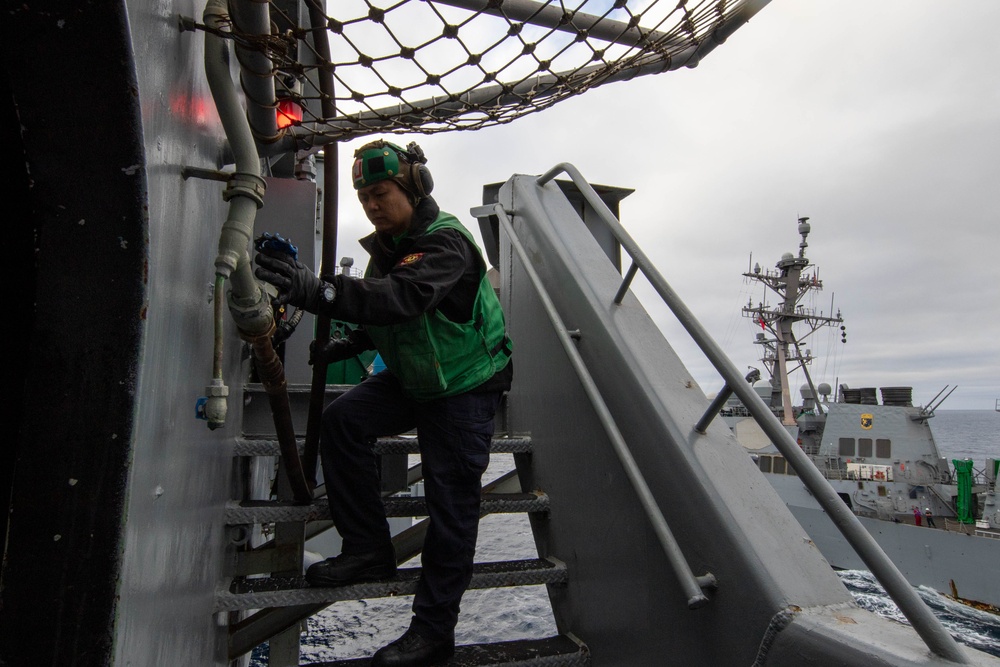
[
  {"left": 215, "top": 558, "right": 567, "bottom": 612},
  {"left": 302, "top": 633, "right": 590, "bottom": 666},
  {"left": 374, "top": 436, "right": 533, "bottom": 455},
  {"left": 233, "top": 435, "right": 532, "bottom": 457},
  {"left": 226, "top": 492, "right": 549, "bottom": 524},
  {"left": 233, "top": 437, "right": 306, "bottom": 457}
]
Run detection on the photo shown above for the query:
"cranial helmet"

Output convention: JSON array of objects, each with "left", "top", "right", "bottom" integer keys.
[{"left": 351, "top": 140, "right": 434, "bottom": 199}]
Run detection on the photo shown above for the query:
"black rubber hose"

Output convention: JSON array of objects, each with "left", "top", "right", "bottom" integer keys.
[{"left": 302, "top": 0, "right": 340, "bottom": 487}]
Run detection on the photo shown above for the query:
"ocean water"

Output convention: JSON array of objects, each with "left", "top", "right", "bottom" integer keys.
[
  {"left": 253, "top": 410, "right": 1000, "bottom": 664},
  {"left": 840, "top": 569, "right": 1000, "bottom": 658},
  {"left": 930, "top": 409, "right": 1000, "bottom": 462}
]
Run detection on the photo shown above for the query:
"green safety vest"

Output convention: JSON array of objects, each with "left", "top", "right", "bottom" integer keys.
[{"left": 365, "top": 213, "right": 512, "bottom": 400}]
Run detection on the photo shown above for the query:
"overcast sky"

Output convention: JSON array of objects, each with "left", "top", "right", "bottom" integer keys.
[{"left": 329, "top": 0, "right": 1000, "bottom": 411}]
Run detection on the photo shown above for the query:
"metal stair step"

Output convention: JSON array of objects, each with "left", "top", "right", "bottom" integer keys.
[
  {"left": 225, "top": 491, "right": 550, "bottom": 524},
  {"left": 233, "top": 435, "right": 533, "bottom": 457},
  {"left": 373, "top": 435, "right": 533, "bottom": 455},
  {"left": 301, "top": 633, "right": 590, "bottom": 666},
  {"left": 215, "top": 558, "right": 567, "bottom": 612}
]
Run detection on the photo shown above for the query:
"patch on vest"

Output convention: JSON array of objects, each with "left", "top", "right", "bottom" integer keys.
[{"left": 397, "top": 253, "right": 425, "bottom": 266}]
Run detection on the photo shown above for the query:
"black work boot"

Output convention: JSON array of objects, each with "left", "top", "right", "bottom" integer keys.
[
  {"left": 305, "top": 544, "right": 396, "bottom": 587},
  {"left": 371, "top": 628, "right": 455, "bottom": 667}
]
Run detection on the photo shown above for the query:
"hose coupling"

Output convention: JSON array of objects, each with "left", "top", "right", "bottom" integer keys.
[
  {"left": 223, "top": 172, "right": 266, "bottom": 208},
  {"left": 228, "top": 286, "right": 274, "bottom": 338},
  {"left": 197, "top": 379, "right": 230, "bottom": 430}
]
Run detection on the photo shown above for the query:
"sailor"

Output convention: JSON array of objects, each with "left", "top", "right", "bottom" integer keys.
[
  {"left": 924, "top": 507, "right": 936, "bottom": 528},
  {"left": 912, "top": 506, "right": 923, "bottom": 527},
  {"left": 255, "top": 139, "right": 513, "bottom": 667}
]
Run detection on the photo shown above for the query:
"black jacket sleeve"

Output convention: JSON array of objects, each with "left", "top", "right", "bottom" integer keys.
[
  {"left": 344, "top": 325, "right": 375, "bottom": 352},
  {"left": 326, "top": 228, "right": 477, "bottom": 326}
]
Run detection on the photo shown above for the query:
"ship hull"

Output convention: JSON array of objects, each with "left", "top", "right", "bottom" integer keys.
[{"left": 767, "top": 473, "right": 1000, "bottom": 610}]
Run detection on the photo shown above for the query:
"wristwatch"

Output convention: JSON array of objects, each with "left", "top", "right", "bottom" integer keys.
[{"left": 320, "top": 283, "right": 337, "bottom": 306}]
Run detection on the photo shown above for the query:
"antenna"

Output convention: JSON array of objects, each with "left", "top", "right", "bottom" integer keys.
[
  {"left": 927, "top": 385, "right": 958, "bottom": 414},
  {"left": 923, "top": 385, "right": 950, "bottom": 409}
]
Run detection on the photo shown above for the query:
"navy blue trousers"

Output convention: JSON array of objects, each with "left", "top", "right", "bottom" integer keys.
[{"left": 320, "top": 371, "right": 501, "bottom": 642}]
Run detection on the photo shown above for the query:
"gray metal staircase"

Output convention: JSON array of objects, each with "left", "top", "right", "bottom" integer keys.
[
  {"left": 221, "top": 384, "right": 591, "bottom": 665},
  {"left": 213, "top": 163, "right": 996, "bottom": 666}
]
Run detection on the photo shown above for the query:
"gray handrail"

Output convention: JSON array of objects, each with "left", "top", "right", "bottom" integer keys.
[
  {"left": 531, "top": 162, "right": 968, "bottom": 663},
  {"left": 490, "top": 203, "right": 715, "bottom": 610}
]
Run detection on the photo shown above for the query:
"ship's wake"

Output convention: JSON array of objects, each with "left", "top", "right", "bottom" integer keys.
[{"left": 838, "top": 569, "right": 1000, "bottom": 658}]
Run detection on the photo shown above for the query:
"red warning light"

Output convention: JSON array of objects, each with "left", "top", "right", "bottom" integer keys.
[{"left": 276, "top": 99, "right": 302, "bottom": 129}]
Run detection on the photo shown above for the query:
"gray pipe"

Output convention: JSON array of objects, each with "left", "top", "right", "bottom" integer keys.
[
  {"left": 202, "top": 0, "right": 314, "bottom": 502},
  {"left": 203, "top": 0, "right": 270, "bottom": 428},
  {"left": 204, "top": 0, "right": 268, "bottom": 316},
  {"left": 230, "top": 0, "right": 281, "bottom": 144}
]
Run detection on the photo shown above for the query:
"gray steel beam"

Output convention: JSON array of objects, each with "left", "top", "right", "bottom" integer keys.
[
  {"left": 262, "top": 0, "right": 773, "bottom": 154},
  {"left": 433, "top": 0, "right": 682, "bottom": 48},
  {"left": 492, "top": 202, "right": 713, "bottom": 610},
  {"left": 527, "top": 162, "right": 970, "bottom": 664},
  {"left": 497, "top": 169, "right": 849, "bottom": 662}
]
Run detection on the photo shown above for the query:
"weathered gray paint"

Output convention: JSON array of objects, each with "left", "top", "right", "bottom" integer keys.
[
  {"left": 112, "top": 2, "right": 244, "bottom": 663},
  {"left": 498, "top": 174, "right": 848, "bottom": 664},
  {"left": 495, "top": 173, "right": 996, "bottom": 665}
]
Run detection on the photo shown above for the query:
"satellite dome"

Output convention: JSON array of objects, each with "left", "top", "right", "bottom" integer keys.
[
  {"left": 781, "top": 252, "right": 794, "bottom": 262},
  {"left": 818, "top": 383, "right": 832, "bottom": 397},
  {"left": 800, "top": 384, "right": 815, "bottom": 399},
  {"left": 753, "top": 379, "right": 772, "bottom": 400}
]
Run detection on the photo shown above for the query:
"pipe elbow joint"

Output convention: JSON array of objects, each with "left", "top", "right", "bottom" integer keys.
[{"left": 228, "top": 284, "right": 274, "bottom": 338}]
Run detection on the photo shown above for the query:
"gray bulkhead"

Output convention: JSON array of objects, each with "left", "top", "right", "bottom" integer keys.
[
  {"left": 2, "top": 1, "right": 249, "bottom": 663},
  {"left": 490, "top": 173, "right": 996, "bottom": 665}
]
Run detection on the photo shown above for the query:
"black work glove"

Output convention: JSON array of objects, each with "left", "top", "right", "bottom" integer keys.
[
  {"left": 254, "top": 247, "right": 328, "bottom": 311},
  {"left": 309, "top": 338, "right": 360, "bottom": 366}
]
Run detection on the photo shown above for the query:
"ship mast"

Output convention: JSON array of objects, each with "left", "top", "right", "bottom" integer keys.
[{"left": 742, "top": 218, "right": 844, "bottom": 425}]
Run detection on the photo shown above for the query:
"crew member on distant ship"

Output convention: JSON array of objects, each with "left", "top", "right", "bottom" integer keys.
[
  {"left": 255, "top": 139, "right": 512, "bottom": 667},
  {"left": 912, "top": 506, "right": 923, "bottom": 526},
  {"left": 924, "top": 507, "right": 936, "bottom": 528}
]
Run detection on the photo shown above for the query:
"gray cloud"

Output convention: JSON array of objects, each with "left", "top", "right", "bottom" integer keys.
[{"left": 334, "top": 0, "right": 1000, "bottom": 409}]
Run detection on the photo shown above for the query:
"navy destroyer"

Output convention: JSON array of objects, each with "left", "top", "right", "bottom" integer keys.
[
  {"left": 722, "top": 217, "right": 1000, "bottom": 611},
  {"left": 4, "top": 0, "right": 999, "bottom": 665}
]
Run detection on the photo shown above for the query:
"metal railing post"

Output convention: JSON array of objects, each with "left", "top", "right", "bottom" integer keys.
[
  {"left": 526, "top": 164, "right": 969, "bottom": 663},
  {"left": 493, "top": 203, "right": 714, "bottom": 610}
]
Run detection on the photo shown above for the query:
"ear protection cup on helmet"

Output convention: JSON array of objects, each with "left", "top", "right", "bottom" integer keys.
[{"left": 408, "top": 160, "right": 434, "bottom": 198}]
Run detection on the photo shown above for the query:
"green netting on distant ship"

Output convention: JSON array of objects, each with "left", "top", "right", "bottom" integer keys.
[{"left": 952, "top": 459, "right": 975, "bottom": 524}]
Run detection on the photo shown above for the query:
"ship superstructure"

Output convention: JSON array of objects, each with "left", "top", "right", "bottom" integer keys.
[
  {"left": 740, "top": 217, "right": 843, "bottom": 425},
  {"left": 728, "top": 218, "right": 1000, "bottom": 611}
]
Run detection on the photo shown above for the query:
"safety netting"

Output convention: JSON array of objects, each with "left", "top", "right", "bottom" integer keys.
[{"left": 216, "top": 0, "right": 763, "bottom": 140}]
